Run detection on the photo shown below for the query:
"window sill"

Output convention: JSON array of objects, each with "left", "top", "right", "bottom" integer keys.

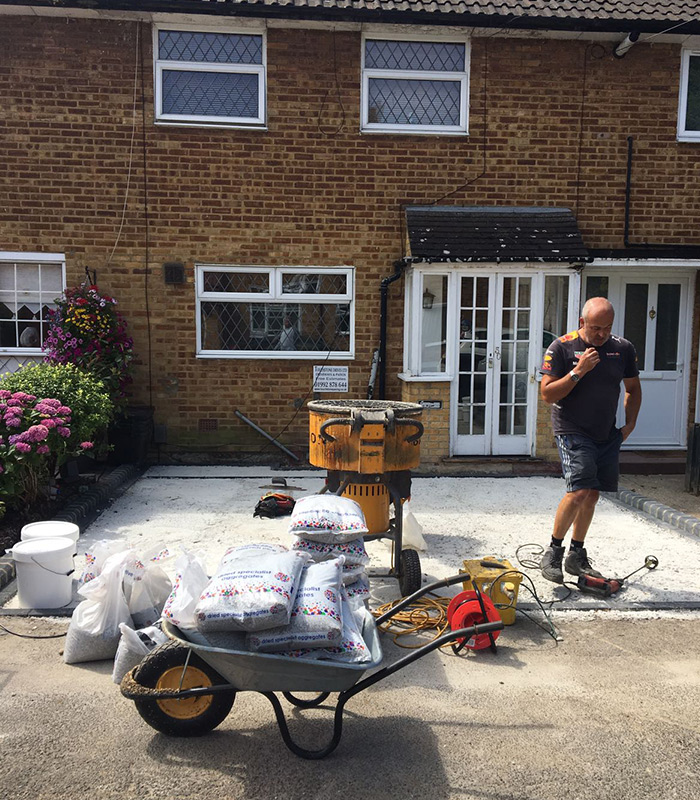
[
  {"left": 677, "top": 134, "right": 700, "bottom": 143},
  {"left": 398, "top": 372, "right": 453, "bottom": 382},
  {"left": 361, "top": 126, "right": 469, "bottom": 137},
  {"left": 155, "top": 120, "right": 268, "bottom": 132},
  {"left": 197, "top": 352, "right": 354, "bottom": 360}
]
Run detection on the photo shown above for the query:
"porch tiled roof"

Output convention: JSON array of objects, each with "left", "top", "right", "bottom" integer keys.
[{"left": 405, "top": 205, "right": 590, "bottom": 263}]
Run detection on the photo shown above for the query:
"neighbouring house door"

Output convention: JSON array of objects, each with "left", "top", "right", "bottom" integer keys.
[
  {"left": 453, "top": 273, "right": 537, "bottom": 455},
  {"left": 584, "top": 273, "right": 692, "bottom": 448}
]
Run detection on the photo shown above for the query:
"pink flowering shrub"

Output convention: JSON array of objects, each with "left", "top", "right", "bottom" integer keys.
[
  {"left": 0, "top": 364, "right": 113, "bottom": 514},
  {"left": 0, "top": 390, "right": 91, "bottom": 509},
  {"left": 43, "top": 282, "right": 134, "bottom": 402}
]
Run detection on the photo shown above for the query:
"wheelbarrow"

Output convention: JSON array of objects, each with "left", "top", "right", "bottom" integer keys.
[{"left": 120, "top": 572, "right": 504, "bottom": 759}]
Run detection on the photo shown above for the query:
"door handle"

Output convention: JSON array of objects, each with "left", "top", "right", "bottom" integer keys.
[{"left": 488, "top": 355, "right": 493, "bottom": 369}]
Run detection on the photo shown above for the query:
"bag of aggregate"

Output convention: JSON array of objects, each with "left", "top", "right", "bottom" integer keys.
[
  {"left": 288, "top": 495, "right": 368, "bottom": 544},
  {"left": 283, "top": 591, "right": 372, "bottom": 664},
  {"left": 291, "top": 536, "right": 369, "bottom": 567},
  {"left": 161, "top": 549, "right": 210, "bottom": 630},
  {"left": 78, "top": 539, "right": 123, "bottom": 584},
  {"left": 341, "top": 563, "right": 366, "bottom": 586},
  {"left": 123, "top": 548, "right": 173, "bottom": 629},
  {"left": 247, "top": 557, "right": 344, "bottom": 653},
  {"left": 195, "top": 548, "right": 307, "bottom": 633},
  {"left": 64, "top": 550, "right": 134, "bottom": 664},
  {"left": 220, "top": 542, "right": 288, "bottom": 567},
  {"left": 344, "top": 574, "right": 370, "bottom": 600},
  {"left": 111, "top": 622, "right": 168, "bottom": 684}
]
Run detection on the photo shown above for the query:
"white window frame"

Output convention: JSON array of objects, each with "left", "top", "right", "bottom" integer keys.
[
  {"left": 361, "top": 33, "right": 470, "bottom": 136},
  {"left": 153, "top": 24, "right": 267, "bottom": 128},
  {"left": 678, "top": 48, "right": 700, "bottom": 142},
  {"left": 0, "top": 252, "right": 65, "bottom": 356},
  {"left": 196, "top": 265, "right": 355, "bottom": 359}
]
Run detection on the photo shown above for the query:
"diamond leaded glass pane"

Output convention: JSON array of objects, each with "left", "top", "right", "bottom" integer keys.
[
  {"left": 365, "top": 40, "right": 464, "bottom": 72},
  {"left": 162, "top": 71, "right": 259, "bottom": 118},
  {"left": 282, "top": 273, "right": 347, "bottom": 295},
  {"left": 368, "top": 78, "right": 460, "bottom": 126},
  {"left": 159, "top": 31, "right": 263, "bottom": 65},
  {"left": 200, "top": 301, "right": 351, "bottom": 353},
  {"left": 203, "top": 271, "right": 269, "bottom": 294}
]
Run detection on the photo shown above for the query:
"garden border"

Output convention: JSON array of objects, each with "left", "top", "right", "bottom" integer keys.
[{"left": 0, "top": 464, "right": 144, "bottom": 594}]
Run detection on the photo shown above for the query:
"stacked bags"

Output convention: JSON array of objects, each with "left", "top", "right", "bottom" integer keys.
[{"left": 288, "top": 495, "right": 370, "bottom": 601}]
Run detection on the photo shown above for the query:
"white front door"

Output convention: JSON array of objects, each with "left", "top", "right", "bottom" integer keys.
[
  {"left": 453, "top": 273, "right": 537, "bottom": 455},
  {"left": 584, "top": 271, "right": 693, "bottom": 448}
]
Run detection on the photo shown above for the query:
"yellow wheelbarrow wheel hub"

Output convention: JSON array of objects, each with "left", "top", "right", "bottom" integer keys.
[{"left": 156, "top": 666, "right": 214, "bottom": 720}]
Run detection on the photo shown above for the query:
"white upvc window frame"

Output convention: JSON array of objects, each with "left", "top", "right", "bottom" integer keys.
[
  {"left": 195, "top": 265, "right": 355, "bottom": 359},
  {"left": 678, "top": 48, "right": 700, "bottom": 142},
  {"left": 361, "top": 33, "right": 470, "bottom": 136},
  {"left": 153, "top": 23, "right": 267, "bottom": 129},
  {"left": 0, "top": 252, "right": 65, "bottom": 356}
]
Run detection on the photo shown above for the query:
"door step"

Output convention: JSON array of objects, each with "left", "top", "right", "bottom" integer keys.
[
  {"left": 415, "top": 458, "right": 562, "bottom": 478},
  {"left": 619, "top": 451, "right": 686, "bottom": 475}
]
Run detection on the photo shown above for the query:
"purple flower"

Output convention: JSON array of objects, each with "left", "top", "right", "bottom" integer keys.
[
  {"left": 57, "top": 427, "right": 71, "bottom": 437},
  {"left": 36, "top": 444, "right": 50, "bottom": 455},
  {"left": 80, "top": 441, "right": 94, "bottom": 450},
  {"left": 25, "top": 424, "right": 49, "bottom": 442},
  {"left": 5, "top": 417, "right": 21, "bottom": 428},
  {"left": 15, "top": 442, "right": 31, "bottom": 453}
]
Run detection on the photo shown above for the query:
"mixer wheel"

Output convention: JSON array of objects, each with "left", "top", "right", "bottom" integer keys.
[{"left": 398, "top": 549, "right": 422, "bottom": 596}]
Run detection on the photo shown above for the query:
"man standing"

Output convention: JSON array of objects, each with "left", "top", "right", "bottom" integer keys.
[{"left": 539, "top": 297, "right": 642, "bottom": 583}]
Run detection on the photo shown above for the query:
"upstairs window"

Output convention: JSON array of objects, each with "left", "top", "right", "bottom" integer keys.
[
  {"left": 196, "top": 266, "right": 354, "bottom": 359},
  {"left": 0, "top": 254, "right": 64, "bottom": 353},
  {"left": 678, "top": 49, "right": 700, "bottom": 142},
  {"left": 361, "top": 36, "right": 469, "bottom": 135},
  {"left": 154, "top": 26, "right": 266, "bottom": 127}
]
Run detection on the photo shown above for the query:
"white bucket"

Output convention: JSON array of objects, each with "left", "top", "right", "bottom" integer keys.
[
  {"left": 21, "top": 520, "right": 79, "bottom": 547},
  {"left": 9, "top": 537, "right": 75, "bottom": 609}
]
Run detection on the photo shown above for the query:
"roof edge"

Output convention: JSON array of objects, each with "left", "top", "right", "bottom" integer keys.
[{"left": 3, "top": 0, "right": 700, "bottom": 36}]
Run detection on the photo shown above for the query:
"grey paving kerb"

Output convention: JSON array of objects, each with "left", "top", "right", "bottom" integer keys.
[{"left": 0, "top": 472, "right": 697, "bottom": 596}]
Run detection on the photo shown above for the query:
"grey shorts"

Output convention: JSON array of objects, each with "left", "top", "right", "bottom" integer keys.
[{"left": 555, "top": 429, "right": 624, "bottom": 493}]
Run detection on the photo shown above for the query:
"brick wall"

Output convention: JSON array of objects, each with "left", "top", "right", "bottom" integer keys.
[{"left": 2, "top": 16, "right": 699, "bottom": 459}]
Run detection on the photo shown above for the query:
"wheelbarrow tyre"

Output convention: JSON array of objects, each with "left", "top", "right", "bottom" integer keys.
[
  {"left": 398, "top": 548, "right": 422, "bottom": 596},
  {"left": 133, "top": 641, "right": 235, "bottom": 737}
]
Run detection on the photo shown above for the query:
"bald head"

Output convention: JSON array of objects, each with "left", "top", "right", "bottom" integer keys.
[{"left": 579, "top": 297, "right": 615, "bottom": 346}]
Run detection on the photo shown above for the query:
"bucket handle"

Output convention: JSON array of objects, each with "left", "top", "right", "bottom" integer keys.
[
  {"left": 395, "top": 417, "right": 424, "bottom": 444},
  {"left": 30, "top": 556, "right": 74, "bottom": 578}
]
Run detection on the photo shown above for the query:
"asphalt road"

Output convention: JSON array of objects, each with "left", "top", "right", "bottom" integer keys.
[{"left": 1, "top": 614, "right": 698, "bottom": 800}]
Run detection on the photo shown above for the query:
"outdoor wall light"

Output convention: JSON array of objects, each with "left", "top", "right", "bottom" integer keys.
[{"left": 422, "top": 288, "right": 435, "bottom": 309}]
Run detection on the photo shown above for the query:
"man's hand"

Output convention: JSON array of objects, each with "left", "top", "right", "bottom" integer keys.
[
  {"left": 576, "top": 347, "right": 600, "bottom": 375},
  {"left": 620, "top": 423, "right": 635, "bottom": 441}
]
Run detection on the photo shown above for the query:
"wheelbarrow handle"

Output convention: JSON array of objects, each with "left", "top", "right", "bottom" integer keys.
[
  {"left": 374, "top": 572, "right": 469, "bottom": 626},
  {"left": 395, "top": 417, "right": 424, "bottom": 444}
]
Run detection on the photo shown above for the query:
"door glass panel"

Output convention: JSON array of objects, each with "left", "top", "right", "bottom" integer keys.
[
  {"left": 420, "top": 274, "right": 448, "bottom": 372},
  {"left": 654, "top": 284, "right": 680, "bottom": 370},
  {"left": 458, "top": 276, "right": 489, "bottom": 437},
  {"left": 585, "top": 276, "right": 608, "bottom": 300},
  {"left": 543, "top": 275, "right": 569, "bottom": 348},
  {"left": 624, "top": 283, "right": 648, "bottom": 370},
  {"left": 497, "top": 277, "right": 530, "bottom": 438}
]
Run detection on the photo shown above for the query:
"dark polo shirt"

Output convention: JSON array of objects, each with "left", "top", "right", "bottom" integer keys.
[{"left": 540, "top": 330, "right": 639, "bottom": 442}]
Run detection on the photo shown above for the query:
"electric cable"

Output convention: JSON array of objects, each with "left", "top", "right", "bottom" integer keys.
[
  {"left": 0, "top": 622, "right": 66, "bottom": 639},
  {"left": 371, "top": 593, "right": 452, "bottom": 649}
]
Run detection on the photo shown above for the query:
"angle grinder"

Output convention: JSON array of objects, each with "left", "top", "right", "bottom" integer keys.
[{"left": 576, "top": 554, "right": 659, "bottom": 597}]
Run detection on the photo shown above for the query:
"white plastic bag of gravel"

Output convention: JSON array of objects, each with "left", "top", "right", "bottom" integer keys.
[
  {"left": 195, "top": 547, "right": 309, "bottom": 633},
  {"left": 247, "top": 557, "right": 344, "bottom": 652},
  {"left": 288, "top": 495, "right": 368, "bottom": 543},
  {"left": 111, "top": 622, "right": 168, "bottom": 684},
  {"left": 64, "top": 550, "right": 134, "bottom": 664},
  {"left": 161, "top": 549, "right": 210, "bottom": 630},
  {"left": 291, "top": 536, "right": 369, "bottom": 566}
]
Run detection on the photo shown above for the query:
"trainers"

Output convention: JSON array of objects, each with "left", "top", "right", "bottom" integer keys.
[
  {"left": 564, "top": 547, "right": 604, "bottom": 579},
  {"left": 540, "top": 545, "right": 565, "bottom": 584}
]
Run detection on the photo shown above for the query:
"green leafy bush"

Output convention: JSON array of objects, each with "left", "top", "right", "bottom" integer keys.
[{"left": 0, "top": 362, "right": 113, "bottom": 450}]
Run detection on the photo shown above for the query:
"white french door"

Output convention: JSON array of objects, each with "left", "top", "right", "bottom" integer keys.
[
  {"left": 452, "top": 273, "right": 538, "bottom": 455},
  {"left": 584, "top": 271, "right": 693, "bottom": 448}
]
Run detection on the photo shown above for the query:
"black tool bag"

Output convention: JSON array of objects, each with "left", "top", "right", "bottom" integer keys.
[{"left": 253, "top": 492, "right": 296, "bottom": 518}]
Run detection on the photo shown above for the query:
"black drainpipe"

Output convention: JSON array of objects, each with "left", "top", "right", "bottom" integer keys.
[
  {"left": 624, "top": 136, "right": 700, "bottom": 253},
  {"left": 378, "top": 259, "right": 407, "bottom": 400}
]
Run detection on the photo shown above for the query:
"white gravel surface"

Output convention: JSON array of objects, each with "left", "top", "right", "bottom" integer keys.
[{"left": 70, "top": 466, "right": 700, "bottom": 617}]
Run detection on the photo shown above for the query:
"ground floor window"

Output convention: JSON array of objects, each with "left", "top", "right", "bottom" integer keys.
[
  {"left": 0, "top": 253, "right": 65, "bottom": 353},
  {"left": 196, "top": 265, "right": 354, "bottom": 358}
]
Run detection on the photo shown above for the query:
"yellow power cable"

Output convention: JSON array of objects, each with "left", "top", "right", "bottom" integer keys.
[{"left": 371, "top": 595, "right": 454, "bottom": 649}]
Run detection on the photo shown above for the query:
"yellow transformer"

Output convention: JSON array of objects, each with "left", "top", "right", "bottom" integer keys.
[{"left": 461, "top": 558, "right": 522, "bottom": 626}]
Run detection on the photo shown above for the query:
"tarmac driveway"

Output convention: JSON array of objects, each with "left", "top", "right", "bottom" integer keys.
[{"left": 1, "top": 467, "right": 699, "bottom": 799}]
